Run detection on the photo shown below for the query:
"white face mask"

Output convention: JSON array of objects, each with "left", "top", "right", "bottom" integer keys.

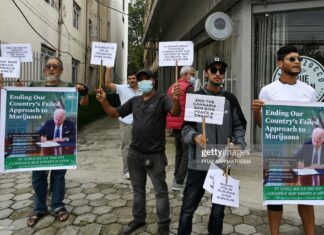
[
  {"left": 138, "top": 80, "right": 154, "bottom": 94},
  {"left": 189, "top": 76, "right": 196, "bottom": 84}
]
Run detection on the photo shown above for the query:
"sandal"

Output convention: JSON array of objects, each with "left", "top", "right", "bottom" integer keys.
[
  {"left": 27, "top": 212, "right": 47, "bottom": 227},
  {"left": 52, "top": 207, "right": 69, "bottom": 222}
]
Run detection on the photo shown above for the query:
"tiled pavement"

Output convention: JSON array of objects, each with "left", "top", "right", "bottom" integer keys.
[{"left": 1, "top": 117, "right": 324, "bottom": 235}]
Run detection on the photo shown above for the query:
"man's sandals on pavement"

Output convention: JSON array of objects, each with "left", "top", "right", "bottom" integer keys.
[
  {"left": 27, "top": 207, "right": 69, "bottom": 227},
  {"left": 27, "top": 211, "right": 47, "bottom": 227},
  {"left": 52, "top": 207, "right": 69, "bottom": 222}
]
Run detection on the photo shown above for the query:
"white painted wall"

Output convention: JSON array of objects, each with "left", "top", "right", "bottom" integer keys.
[
  {"left": 109, "top": 0, "right": 128, "bottom": 84},
  {"left": 0, "top": 0, "right": 86, "bottom": 83}
]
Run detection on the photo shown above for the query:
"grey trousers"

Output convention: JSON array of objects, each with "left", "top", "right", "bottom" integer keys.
[
  {"left": 120, "top": 122, "right": 132, "bottom": 173},
  {"left": 127, "top": 148, "right": 171, "bottom": 228}
]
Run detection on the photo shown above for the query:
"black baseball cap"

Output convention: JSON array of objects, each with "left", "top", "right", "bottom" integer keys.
[
  {"left": 136, "top": 69, "right": 154, "bottom": 80},
  {"left": 205, "top": 56, "right": 228, "bottom": 70}
]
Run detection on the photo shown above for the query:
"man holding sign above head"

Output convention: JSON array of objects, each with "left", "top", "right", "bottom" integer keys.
[
  {"left": 105, "top": 67, "right": 142, "bottom": 180},
  {"left": 166, "top": 66, "right": 195, "bottom": 191},
  {"left": 96, "top": 69, "right": 180, "bottom": 235},
  {"left": 178, "top": 57, "right": 247, "bottom": 235}
]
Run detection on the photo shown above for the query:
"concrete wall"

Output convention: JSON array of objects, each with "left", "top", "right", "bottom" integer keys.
[{"left": 0, "top": 0, "right": 87, "bottom": 83}]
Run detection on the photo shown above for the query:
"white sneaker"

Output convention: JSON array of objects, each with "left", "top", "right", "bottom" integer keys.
[{"left": 122, "top": 172, "right": 130, "bottom": 180}]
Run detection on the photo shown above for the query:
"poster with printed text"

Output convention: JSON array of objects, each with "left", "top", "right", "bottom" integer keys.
[
  {"left": 184, "top": 94, "right": 225, "bottom": 125},
  {"left": 1, "top": 44, "right": 33, "bottom": 62},
  {"left": 263, "top": 101, "right": 324, "bottom": 205},
  {"left": 0, "top": 87, "right": 78, "bottom": 172},
  {"left": 90, "top": 42, "right": 117, "bottom": 67},
  {"left": 0, "top": 57, "right": 20, "bottom": 78},
  {"left": 158, "top": 41, "right": 194, "bottom": 67}
]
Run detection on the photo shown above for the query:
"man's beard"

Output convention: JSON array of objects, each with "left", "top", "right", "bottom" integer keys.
[
  {"left": 47, "top": 75, "right": 59, "bottom": 81},
  {"left": 208, "top": 80, "right": 222, "bottom": 87}
]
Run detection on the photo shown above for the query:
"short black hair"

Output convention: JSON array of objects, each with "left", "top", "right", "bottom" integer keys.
[
  {"left": 127, "top": 70, "right": 136, "bottom": 77},
  {"left": 277, "top": 46, "right": 298, "bottom": 61}
]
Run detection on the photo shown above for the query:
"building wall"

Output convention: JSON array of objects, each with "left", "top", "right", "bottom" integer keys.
[
  {"left": 109, "top": 0, "right": 128, "bottom": 84},
  {"left": 0, "top": 0, "right": 87, "bottom": 83}
]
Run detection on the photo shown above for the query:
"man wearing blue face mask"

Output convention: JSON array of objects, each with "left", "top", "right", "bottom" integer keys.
[
  {"left": 166, "top": 66, "right": 195, "bottom": 191},
  {"left": 96, "top": 69, "right": 180, "bottom": 235}
]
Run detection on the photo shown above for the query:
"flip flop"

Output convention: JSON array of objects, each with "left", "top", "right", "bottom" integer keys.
[
  {"left": 52, "top": 207, "right": 69, "bottom": 222},
  {"left": 27, "top": 212, "right": 47, "bottom": 227}
]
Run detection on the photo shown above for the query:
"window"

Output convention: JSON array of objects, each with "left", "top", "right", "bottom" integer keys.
[
  {"left": 44, "top": 0, "right": 55, "bottom": 8},
  {"left": 41, "top": 45, "right": 55, "bottom": 80},
  {"left": 73, "top": 1, "right": 81, "bottom": 29},
  {"left": 72, "top": 59, "right": 79, "bottom": 84}
]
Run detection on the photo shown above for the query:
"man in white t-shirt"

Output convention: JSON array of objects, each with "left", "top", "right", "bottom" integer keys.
[
  {"left": 252, "top": 45, "right": 316, "bottom": 235},
  {"left": 105, "top": 68, "right": 142, "bottom": 179}
]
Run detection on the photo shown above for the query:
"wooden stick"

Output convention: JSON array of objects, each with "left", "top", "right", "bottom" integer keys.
[
  {"left": 0, "top": 73, "right": 3, "bottom": 85},
  {"left": 99, "top": 59, "right": 103, "bottom": 89},
  {"left": 175, "top": 59, "right": 178, "bottom": 83},
  {"left": 202, "top": 117, "right": 206, "bottom": 149}
]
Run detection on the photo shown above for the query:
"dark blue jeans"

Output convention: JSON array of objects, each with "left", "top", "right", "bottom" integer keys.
[
  {"left": 173, "top": 129, "right": 188, "bottom": 184},
  {"left": 32, "top": 170, "right": 66, "bottom": 213},
  {"left": 127, "top": 148, "right": 170, "bottom": 229},
  {"left": 178, "top": 169, "right": 225, "bottom": 235}
]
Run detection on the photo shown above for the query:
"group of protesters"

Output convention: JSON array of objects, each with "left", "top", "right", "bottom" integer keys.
[{"left": 0, "top": 45, "right": 318, "bottom": 235}]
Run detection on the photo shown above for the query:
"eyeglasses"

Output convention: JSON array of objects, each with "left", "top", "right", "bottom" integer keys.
[
  {"left": 45, "top": 64, "right": 61, "bottom": 70},
  {"left": 209, "top": 66, "right": 226, "bottom": 75},
  {"left": 286, "top": 57, "right": 303, "bottom": 62}
]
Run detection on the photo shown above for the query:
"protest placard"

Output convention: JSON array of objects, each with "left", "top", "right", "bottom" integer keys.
[
  {"left": 0, "top": 57, "right": 20, "bottom": 78},
  {"left": 90, "top": 42, "right": 117, "bottom": 66},
  {"left": 212, "top": 175, "right": 240, "bottom": 207},
  {"left": 158, "top": 41, "right": 193, "bottom": 67},
  {"left": 0, "top": 44, "right": 33, "bottom": 62},
  {"left": 184, "top": 93, "right": 225, "bottom": 125},
  {"left": 203, "top": 163, "right": 223, "bottom": 193},
  {"left": 0, "top": 87, "right": 78, "bottom": 172},
  {"left": 262, "top": 101, "right": 324, "bottom": 205}
]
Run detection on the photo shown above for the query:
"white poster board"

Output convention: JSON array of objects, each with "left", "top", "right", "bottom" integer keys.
[
  {"left": 212, "top": 175, "right": 240, "bottom": 207},
  {"left": 90, "top": 42, "right": 117, "bottom": 67},
  {"left": 158, "top": 41, "right": 193, "bottom": 67},
  {"left": 184, "top": 94, "right": 225, "bottom": 125},
  {"left": 0, "top": 57, "right": 20, "bottom": 78},
  {"left": 0, "top": 44, "right": 33, "bottom": 62}
]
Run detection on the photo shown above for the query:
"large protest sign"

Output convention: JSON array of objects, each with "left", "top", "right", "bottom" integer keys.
[
  {"left": 90, "top": 42, "right": 117, "bottom": 66},
  {"left": 158, "top": 41, "right": 193, "bottom": 67},
  {"left": 263, "top": 101, "right": 324, "bottom": 205},
  {"left": 184, "top": 93, "right": 225, "bottom": 125},
  {"left": 1, "top": 44, "right": 33, "bottom": 62},
  {"left": 0, "top": 57, "right": 20, "bottom": 78},
  {"left": 0, "top": 87, "right": 78, "bottom": 172}
]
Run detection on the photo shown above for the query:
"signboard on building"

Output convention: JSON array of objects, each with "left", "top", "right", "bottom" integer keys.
[{"left": 272, "top": 56, "right": 324, "bottom": 101}]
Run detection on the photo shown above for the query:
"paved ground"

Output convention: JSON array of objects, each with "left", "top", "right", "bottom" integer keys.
[{"left": 1, "top": 117, "right": 324, "bottom": 235}]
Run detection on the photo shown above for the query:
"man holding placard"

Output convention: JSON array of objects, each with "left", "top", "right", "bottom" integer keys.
[
  {"left": 20, "top": 57, "right": 89, "bottom": 227},
  {"left": 105, "top": 67, "right": 142, "bottom": 179},
  {"left": 96, "top": 69, "right": 180, "bottom": 235},
  {"left": 178, "top": 57, "right": 247, "bottom": 235},
  {"left": 252, "top": 46, "right": 316, "bottom": 235},
  {"left": 166, "top": 66, "right": 195, "bottom": 191}
]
